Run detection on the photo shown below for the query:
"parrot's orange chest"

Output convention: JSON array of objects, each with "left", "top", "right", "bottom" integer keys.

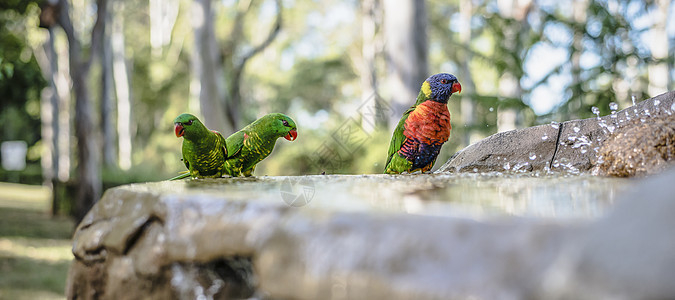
[{"left": 403, "top": 100, "right": 451, "bottom": 144}]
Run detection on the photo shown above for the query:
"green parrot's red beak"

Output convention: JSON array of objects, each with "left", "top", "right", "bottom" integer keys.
[
  {"left": 284, "top": 129, "right": 297, "bottom": 141},
  {"left": 175, "top": 123, "right": 185, "bottom": 137}
]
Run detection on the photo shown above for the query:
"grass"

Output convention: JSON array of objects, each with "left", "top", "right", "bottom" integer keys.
[{"left": 0, "top": 182, "right": 74, "bottom": 300}]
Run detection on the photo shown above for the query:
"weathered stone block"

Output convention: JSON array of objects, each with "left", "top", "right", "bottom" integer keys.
[{"left": 438, "top": 91, "right": 675, "bottom": 174}]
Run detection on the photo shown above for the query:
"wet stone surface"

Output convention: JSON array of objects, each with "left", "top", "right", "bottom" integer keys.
[{"left": 65, "top": 170, "right": 675, "bottom": 299}]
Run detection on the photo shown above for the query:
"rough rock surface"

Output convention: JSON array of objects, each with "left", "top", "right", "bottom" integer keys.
[
  {"left": 66, "top": 170, "right": 675, "bottom": 299},
  {"left": 438, "top": 91, "right": 675, "bottom": 173},
  {"left": 594, "top": 114, "right": 675, "bottom": 177}
]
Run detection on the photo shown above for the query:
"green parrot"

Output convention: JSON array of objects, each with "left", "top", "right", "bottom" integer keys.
[
  {"left": 385, "top": 73, "right": 461, "bottom": 174},
  {"left": 171, "top": 113, "right": 228, "bottom": 180},
  {"left": 223, "top": 113, "right": 297, "bottom": 177}
]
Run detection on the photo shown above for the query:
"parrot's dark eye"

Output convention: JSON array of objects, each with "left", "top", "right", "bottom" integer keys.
[
  {"left": 282, "top": 120, "right": 289, "bottom": 127},
  {"left": 440, "top": 79, "right": 448, "bottom": 84},
  {"left": 186, "top": 120, "right": 193, "bottom": 125}
]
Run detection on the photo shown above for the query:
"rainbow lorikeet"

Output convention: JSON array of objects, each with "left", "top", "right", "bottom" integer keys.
[
  {"left": 223, "top": 113, "right": 297, "bottom": 177},
  {"left": 385, "top": 73, "right": 461, "bottom": 174},
  {"left": 171, "top": 113, "right": 228, "bottom": 180}
]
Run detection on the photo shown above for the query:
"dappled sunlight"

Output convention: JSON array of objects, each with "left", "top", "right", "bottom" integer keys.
[
  {"left": 0, "top": 237, "right": 72, "bottom": 263},
  {"left": 0, "top": 288, "right": 65, "bottom": 300},
  {"left": 0, "top": 184, "right": 74, "bottom": 298},
  {"left": 0, "top": 183, "right": 50, "bottom": 211}
]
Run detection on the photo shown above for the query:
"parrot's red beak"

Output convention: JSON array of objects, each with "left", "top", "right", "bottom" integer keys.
[
  {"left": 284, "top": 129, "right": 297, "bottom": 141},
  {"left": 175, "top": 123, "right": 185, "bottom": 137},
  {"left": 452, "top": 82, "right": 462, "bottom": 94}
]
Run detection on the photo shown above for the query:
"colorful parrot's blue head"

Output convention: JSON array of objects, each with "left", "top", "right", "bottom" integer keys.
[{"left": 422, "top": 73, "right": 461, "bottom": 103}]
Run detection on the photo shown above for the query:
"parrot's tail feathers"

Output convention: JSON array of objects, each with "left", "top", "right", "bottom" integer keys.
[{"left": 169, "top": 171, "right": 191, "bottom": 181}]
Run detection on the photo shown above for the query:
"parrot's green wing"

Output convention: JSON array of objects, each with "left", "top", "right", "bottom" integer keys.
[
  {"left": 213, "top": 131, "right": 228, "bottom": 158},
  {"left": 182, "top": 153, "right": 189, "bottom": 170},
  {"left": 225, "top": 130, "right": 246, "bottom": 159},
  {"left": 385, "top": 106, "right": 415, "bottom": 170}
]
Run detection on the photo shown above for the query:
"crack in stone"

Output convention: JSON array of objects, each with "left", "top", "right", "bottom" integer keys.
[
  {"left": 123, "top": 215, "right": 163, "bottom": 255},
  {"left": 549, "top": 122, "right": 564, "bottom": 169}
]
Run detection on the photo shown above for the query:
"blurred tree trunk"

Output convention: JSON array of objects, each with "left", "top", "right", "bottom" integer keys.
[
  {"left": 360, "top": 0, "right": 385, "bottom": 133},
  {"left": 496, "top": 0, "right": 531, "bottom": 132},
  {"left": 149, "top": 0, "right": 179, "bottom": 58},
  {"left": 382, "top": 0, "right": 428, "bottom": 125},
  {"left": 567, "top": 0, "right": 588, "bottom": 120},
  {"left": 57, "top": 0, "right": 106, "bottom": 222},
  {"left": 55, "top": 28, "right": 72, "bottom": 184},
  {"left": 459, "top": 0, "right": 477, "bottom": 145},
  {"left": 38, "top": 0, "right": 69, "bottom": 216},
  {"left": 37, "top": 25, "right": 61, "bottom": 215},
  {"left": 100, "top": 0, "right": 117, "bottom": 168},
  {"left": 190, "top": 0, "right": 231, "bottom": 134},
  {"left": 224, "top": 0, "right": 282, "bottom": 129},
  {"left": 112, "top": 1, "right": 132, "bottom": 170},
  {"left": 648, "top": 0, "right": 670, "bottom": 96}
]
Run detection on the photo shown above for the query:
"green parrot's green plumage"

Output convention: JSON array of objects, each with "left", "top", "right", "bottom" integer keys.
[
  {"left": 224, "top": 113, "right": 298, "bottom": 177},
  {"left": 172, "top": 113, "right": 228, "bottom": 179}
]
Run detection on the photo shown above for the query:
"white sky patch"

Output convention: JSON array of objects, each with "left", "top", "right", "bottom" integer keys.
[
  {"left": 523, "top": 42, "right": 568, "bottom": 88},
  {"left": 295, "top": 108, "right": 330, "bottom": 130},
  {"left": 580, "top": 50, "right": 602, "bottom": 70},
  {"left": 523, "top": 41, "right": 570, "bottom": 115},
  {"left": 528, "top": 71, "right": 571, "bottom": 115}
]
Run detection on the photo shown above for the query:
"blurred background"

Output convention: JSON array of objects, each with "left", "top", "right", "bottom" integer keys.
[
  {"left": 0, "top": 0, "right": 673, "bottom": 297},
  {"left": 1, "top": 0, "right": 674, "bottom": 221}
]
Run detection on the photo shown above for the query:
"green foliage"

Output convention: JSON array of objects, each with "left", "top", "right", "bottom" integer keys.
[
  {"left": 0, "top": 2, "right": 45, "bottom": 183},
  {"left": 270, "top": 56, "right": 357, "bottom": 113},
  {"left": 257, "top": 126, "right": 390, "bottom": 175}
]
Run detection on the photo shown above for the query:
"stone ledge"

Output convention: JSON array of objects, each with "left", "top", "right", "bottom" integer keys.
[{"left": 67, "top": 169, "right": 675, "bottom": 299}]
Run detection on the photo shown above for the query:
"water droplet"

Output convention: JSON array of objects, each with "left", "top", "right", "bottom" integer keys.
[
  {"left": 473, "top": 168, "right": 478, "bottom": 172},
  {"left": 550, "top": 121, "right": 560, "bottom": 129},
  {"left": 654, "top": 99, "right": 660, "bottom": 106},
  {"left": 529, "top": 153, "right": 537, "bottom": 160},
  {"left": 573, "top": 127, "right": 580, "bottom": 133},
  {"left": 513, "top": 162, "right": 529, "bottom": 171},
  {"left": 631, "top": 95, "right": 637, "bottom": 106},
  {"left": 644, "top": 109, "right": 651, "bottom": 116},
  {"left": 489, "top": 107, "right": 494, "bottom": 112},
  {"left": 591, "top": 106, "right": 600, "bottom": 115},
  {"left": 609, "top": 102, "right": 618, "bottom": 110},
  {"left": 503, "top": 162, "right": 511, "bottom": 170},
  {"left": 542, "top": 135, "right": 549, "bottom": 140},
  {"left": 580, "top": 147, "right": 587, "bottom": 154},
  {"left": 671, "top": 102, "right": 675, "bottom": 112}
]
